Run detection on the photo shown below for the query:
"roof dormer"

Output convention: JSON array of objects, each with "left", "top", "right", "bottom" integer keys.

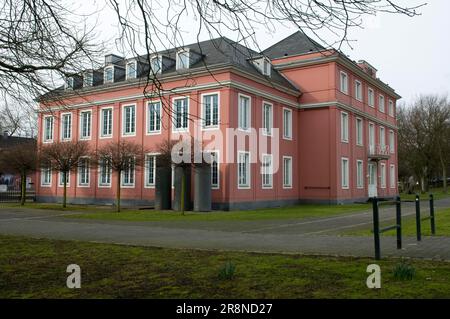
[
  {"left": 251, "top": 56, "right": 272, "bottom": 77},
  {"left": 176, "top": 49, "right": 190, "bottom": 70},
  {"left": 125, "top": 60, "right": 137, "bottom": 80}
]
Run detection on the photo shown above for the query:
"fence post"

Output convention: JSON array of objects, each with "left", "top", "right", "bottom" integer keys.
[
  {"left": 372, "top": 197, "right": 381, "bottom": 260},
  {"left": 429, "top": 194, "right": 436, "bottom": 235},
  {"left": 415, "top": 194, "right": 421, "bottom": 241},
  {"left": 396, "top": 196, "right": 402, "bottom": 249}
]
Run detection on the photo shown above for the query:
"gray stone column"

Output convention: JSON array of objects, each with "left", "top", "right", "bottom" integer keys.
[
  {"left": 155, "top": 165, "right": 171, "bottom": 210},
  {"left": 194, "top": 164, "right": 211, "bottom": 212},
  {"left": 173, "top": 165, "right": 191, "bottom": 211}
]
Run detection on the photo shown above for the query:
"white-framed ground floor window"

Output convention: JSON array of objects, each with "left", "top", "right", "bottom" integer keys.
[
  {"left": 121, "top": 158, "right": 135, "bottom": 187},
  {"left": 41, "top": 166, "right": 52, "bottom": 186},
  {"left": 341, "top": 157, "right": 349, "bottom": 189},
  {"left": 58, "top": 171, "right": 70, "bottom": 187},
  {"left": 356, "top": 160, "right": 364, "bottom": 189},
  {"left": 283, "top": 156, "right": 292, "bottom": 188},
  {"left": 99, "top": 158, "right": 112, "bottom": 187},
  {"left": 237, "top": 151, "right": 250, "bottom": 189},
  {"left": 261, "top": 154, "right": 273, "bottom": 189},
  {"left": 77, "top": 158, "right": 90, "bottom": 187},
  {"left": 144, "top": 154, "right": 156, "bottom": 187},
  {"left": 390, "top": 164, "right": 396, "bottom": 188}
]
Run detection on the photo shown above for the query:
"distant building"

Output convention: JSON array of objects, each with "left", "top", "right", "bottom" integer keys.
[{"left": 36, "top": 32, "right": 399, "bottom": 209}]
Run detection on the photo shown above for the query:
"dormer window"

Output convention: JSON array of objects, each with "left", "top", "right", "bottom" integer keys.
[
  {"left": 83, "top": 71, "right": 93, "bottom": 87},
  {"left": 104, "top": 66, "right": 114, "bottom": 83},
  {"left": 150, "top": 55, "right": 162, "bottom": 74},
  {"left": 126, "top": 61, "right": 137, "bottom": 80},
  {"left": 176, "top": 49, "right": 190, "bottom": 70},
  {"left": 252, "top": 57, "right": 271, "bottom": 77},
  {"left": 263, "top": 59, "right": 271, "bottom": 76},
  {"left": 65, "top": 77, "right": 74, "bottom": 90}
]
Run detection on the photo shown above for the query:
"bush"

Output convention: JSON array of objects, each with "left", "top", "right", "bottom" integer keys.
[
  {"left": 218, "top": 261, "right": 236, "bottom": 280},
  {"left": 393, "top": 261, "right": 416, "bottom": 281}
]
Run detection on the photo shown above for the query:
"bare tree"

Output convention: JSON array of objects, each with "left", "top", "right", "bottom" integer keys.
[
  {"left": 0, "top": 140, "right": 37, "bottom": 205},
  {"left": 39, "top": 141, "right": 92, "bottom": 208},
  {"left": 96, "top": 140, "right": 145, "bottom": 212}
]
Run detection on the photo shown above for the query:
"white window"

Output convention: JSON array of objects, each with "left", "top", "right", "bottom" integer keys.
[
  {"left": 83, "top": 72, "right": 93, "bottom": 87},
  {"left": 147, "top": 101, "right": 161, "bottom": 134},
  {"left": 202, "top": 93, "right": 219, "bottom": 128},
  {"left": 150, "top": 56, "right": 162, "bottom": 74},
  {"left": 380, "top": 163, "right": 386, "bottom": 188},
  {"left": 389, "top": 130, "right": 395, "bottom": 154},
  {"left": 355, "top": 80, "right": 362, "bottom": 101},
  {"left": 262, "top": 102, "right": 273, "bottom": 136},
  {"left": 176, "top": 50, "right": 190, "bottom": 70},
  {"left": 65, "top": 77, "right": 74, "bottom": 90},
  {"left": 208, "top": 151, "right": 220, "bottom": 189},
  {"left": 368, "top": 88, "right": 374, "bottom": 107},
  {"left": 61, "top": 113, "right": 72, "bottom": 141},
  {"left": 41, "top": 166, "right": 52, "bottom": 186},
  {"left": 261, "top": 154, "right": 273, "bottom": 189},
  {"left": 78, "top": 158, "right": 90, "bottom": 187},
  {"left": 390, "top": 164, "right": 396, "bottom": 188},
  {"left": 238, "top": 94, "right": 251, "bottom": 131},
  {"left": 341, "top": 111, "right": 349, "bottom": 142},
  {"left": 283, "top": 108, "right": 292, "bottom": 139},
  {"left": 144, "top": 155, "right": 156, "bottom": 187},
  {"left": 98, "top": 158, "right": 112, "bottom": 187},
  {"left": 356, "top": 117, "right": 363, "bottom": 146},
  {"left": 263, "top": 59, "right": 271, "bottom": 76},
  {"left": 79, "top": 110, "right": 92, "bottom": 140},
  {"left": 173, "top": 97, "right": 188, "bottom": 131},
  {"left": 356, "top": 160, "right": 364, "bottom": 189},
  {"left": 126, "top": 61, "right": 137, "bottom": 79},
  {"left": 122, "top": 104, "right": 136, "bottom": 136},
  {"left": 100, "top": 107, "right": 113, "bottom": 137},
  {"left": 237, "top": 151, "right": 250, "bottom": 188},
  {"left": 104, "top": 66, "right": 114, "bottom": 83},
  {"left": 379, "top": 95, "right": 385, "bottom": 113},
  {"left": 340, "top": 71, "right": 348, "bottom": 94},
  {"left": 368, "top": 122, "right": 375, "bottom": 148},
  {"left": 379, "top": 126, "right": 385, "bottom": 148},
  {"left": 58, "top": 171, "right": 70, "bottom": 187},
  {"left": 121, "top": 158, "right": 135, "bottom": 187},
  {"left": 283, "top": 156, "right": 293, "bottom": 188},
  {"left": 341, "top": 157, "right": 349, "bottom": 189},
  {"left": 43, "top": 116, "right": 54, "bottom": 142},
  {"left": 389, "top": 100, "right": 395, "bottom": 117}
]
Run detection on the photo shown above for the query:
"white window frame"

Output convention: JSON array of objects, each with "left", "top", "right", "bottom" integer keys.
[
  {"left": 340, "top": 111, "right": 349, "bottom": 143},
  {"left": 104, "top": 66, "right": 114, "bottom": 83},
  {"left": 340, "top": 71, "right": 348, "bottom": 94},
  {"left": 389, "top": 130, "right": 395, "bottom": 154},
  {"left": 356, "top": 160, "right": 364, "bottom": 189},
  {"left": 368, "top": 122, "right": 375, "bottom": 148},
  {"left": 60, "top": 112, "right": 72, "bottom": 141},
  {"left": 150, "top": 55, "right": 162, "bottom": 74},
  {"left": 40, "top": 166, "right": 52, "bottom": 187},
  {"left": 283, "top": 156, "right": 293, "bottom": 189},
  {"left": 368, "top": 87, "right": 375, "bottom": 107},
  {"left": 380, "top": 163, "right": 386, "bottom": 188},
  {"left": 58, "top": 171, "right": 70, "bottom": 187},
  {"left": 83, "top": 71, "right": 93, "bottom": 87},
  {"left": 356, "top": 117, "right": 363, "bottom": 146},
  {"left": 341, "top": 157, "right": 349, "bottom": 189},
  {"left": 379, "top": 126, "right": 385, "bottom": 148},
  {"left": 206, "top": 150, "right": 220, "bottom": 189},
  {"left": 201, "top": 92, "right": 220, "bottom": 130},
  {"left": 283, "top": 107, "right": 293, "bottom": 140},
  {"left": 99, "top": 106, "right": 113, "bottom": 138},
  {"left": 176, "top": 49, "right": 190, "bottom": 70},
  {"left": 390, "top": 164, "right": 396, "bottom": 188},
  {"left": 238, "top": 93, "right": 251, "bottom": 132},
  {"left": 146, "top": 100, "right": 162, "bottom": 135},
  {"left": 125, "top": 60, "right": 137, "bottom": 80},
  {"left": 263, "top": 58, "right": 271, "bottom": 76},
  {"left": 43, "top": 115, "right": 54, "bottom": 143},
  {"left": 172, "top": 97, "right": 189, "bottom": 132},
  {"left": 262, "top": 101, "right": 273, "bottom": 136},
  {"left": 261, "top": 153, "right": 273, "bottom": 189},
  {"left": 122, "top": 104, "right": 136, "bottom": 137},
  {"left": 144, "top": 153, "right": 158, "bottom": 188},
  {"left": 355, "top": 80, "right": 363, "bottom": 101},
  {"left": 237, "top": 151, "right": 251, "bottom": 189},
  {"left": 379, "top": 94, "right": 385, "bottom": 113},
  {"left": 77, "top": 157, "right": 90, "bottom": 187},
  {"left": 121, "top": 157, "right": 136, "bottom": 188},
  {"left": 79, "top": 109, "right": 92, "bottom": 140},
  {"left": 98, "top": 157, "right": 112, "bottom": 188}
]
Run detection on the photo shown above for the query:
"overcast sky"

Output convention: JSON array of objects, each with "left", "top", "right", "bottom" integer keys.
[{"left": 91, "top": 0, "right": 449, "bottom": 105}]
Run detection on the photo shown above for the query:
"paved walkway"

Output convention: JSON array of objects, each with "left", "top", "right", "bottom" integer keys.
[{"left": 0, "top": 198, "right": 449, "bottom": 260}]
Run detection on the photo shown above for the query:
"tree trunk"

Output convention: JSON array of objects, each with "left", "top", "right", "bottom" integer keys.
[
  {"left": 420, "top": 176, "right": 426, "bottom": 193},
  {"left": 63, "top": 171, "right": 67, "bottom": 208},
  {"left": 20, "top": 171, "right": 26, "bottom": 206},
  {"left": 181, "top": 168, "right": 185, "bottom": 215},
  {"left": 116, "top": 170, "right": 121, "bottom": 212}
]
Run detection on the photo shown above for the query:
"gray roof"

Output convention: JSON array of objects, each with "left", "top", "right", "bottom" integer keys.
[
  {"left": 0, "top": 136, "right": 35, "bottom": 149},
  {"left": 263, "top": 31, "right": 325, "bottom": 59}
]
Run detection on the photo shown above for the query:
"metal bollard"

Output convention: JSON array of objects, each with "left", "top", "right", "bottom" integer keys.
[
  {"left": 430, "top": 194, "right": 436, "bottom": 235},
  {"left": 372, "top": 197, "right": 381, "bottom": 260},
  {"left": 396, "top": 196, "right": 402, "bottom": 249},
  {"left": 415, "top": 194, "right": 421, "bottom": 241}
]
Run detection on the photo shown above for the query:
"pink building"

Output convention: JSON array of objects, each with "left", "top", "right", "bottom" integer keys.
[{"left": 36, "top": 32, "right": 399, "bottom": 209}]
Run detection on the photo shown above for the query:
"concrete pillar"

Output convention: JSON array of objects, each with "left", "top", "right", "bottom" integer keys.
[
  {"left": 173, "top": 165, "right": 191, "bottom": 211},
  {"left": 194, "top": 164, "right": 211, "bottom": 212},
  {"left": 155, "top": 165, "right": 171, "bottom": 210}
]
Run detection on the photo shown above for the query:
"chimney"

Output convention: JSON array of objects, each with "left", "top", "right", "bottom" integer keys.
[
  {"left": 3, "top": 131, "right": 8, "bottom": 138},
  {"left": 357, "top": 60, "right": 377, "bottom": 79}
]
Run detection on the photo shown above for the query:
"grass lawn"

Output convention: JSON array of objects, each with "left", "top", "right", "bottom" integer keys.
[
  {"left": 400, "top": 187, "right": 450, "bottom": 201},
  {"left": 344, "top": 208, "right": 450, "bottom": 237},
  {"left": 0, "top": 202, "right": 113, "bottom": 212},
  {"left": 62, "top": 203, "right": 371, "bottom": 222},
  {"left": 0, "top": 235, "right": 449, "bottom": 298}
]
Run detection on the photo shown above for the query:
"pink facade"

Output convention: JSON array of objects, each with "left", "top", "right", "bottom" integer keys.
[{"left": 36, "top": 34, "right": 399, "bottom": 209}]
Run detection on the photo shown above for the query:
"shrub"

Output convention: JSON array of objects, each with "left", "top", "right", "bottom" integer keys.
[
  {"left": 393, "top": 261, "right": 416, "bottom": 281},
  {"left": 218, "top": 261, "right": 236, "bottom": 280}
]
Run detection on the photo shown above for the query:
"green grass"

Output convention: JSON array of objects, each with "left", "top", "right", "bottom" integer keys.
[
  {"left": 0, "top": 235, "right": 449, "bottom": 298},
  {"left": 345, "top": 208, "right": 450, "bottom": 237},
  {"left": 63, "top": 203, "right": 370, "bottom": 222},
  {"left": 0, "top": 202, "right": 112, "bottom": 212},
  {"left": 400, "top": 187, "right": 450, "bottom": 201}
]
